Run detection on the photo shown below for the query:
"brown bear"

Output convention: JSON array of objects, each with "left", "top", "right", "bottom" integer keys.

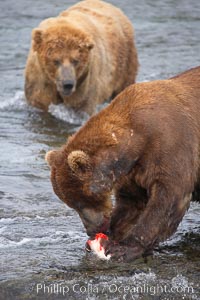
[
  {"left": 45, "top": 66, "right": 200, "bottom": 261},
  {"left": 24, "top": 0, "right": 138, "bottom": 115}
]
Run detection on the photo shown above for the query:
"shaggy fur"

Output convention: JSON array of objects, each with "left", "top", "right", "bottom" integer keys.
[
  {"left": 25, "top": 0, "right": 138, "bottom": 115},
  {"left": 46, "top": 66, "right": 200, "bottom": 261}
]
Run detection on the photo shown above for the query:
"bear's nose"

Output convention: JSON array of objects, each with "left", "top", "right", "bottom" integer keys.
[{"left": 62, "top": 80, "right": 74, "bottom": 93}]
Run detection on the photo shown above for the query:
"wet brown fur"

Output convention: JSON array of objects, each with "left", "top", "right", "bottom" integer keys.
[{"left": 46, "top": 66, "right": 200, "bottom": 261}]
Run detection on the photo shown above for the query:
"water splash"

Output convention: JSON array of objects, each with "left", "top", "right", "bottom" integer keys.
[
  {"left": 0, "top": 91, "right": 109, "bottom": 126},
  {"left": 48, "top": 102, "right": 109, "bottom": 125},
  {"left": 0, "top": 237, "right": 31, "bottom": 249},
  {"left": 171, "top": 274, "right": 190, "bottom": 289},
  {"left": 0, "top": 91, "right": 88, "bottom": 126},
  {"left": 0, "top": 91, "right": 27, "bottom": 111},
  {"left": 48, "top": 103, "right": 89, "bottom": 125}
]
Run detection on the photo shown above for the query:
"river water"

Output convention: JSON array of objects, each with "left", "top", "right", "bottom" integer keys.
[{"left": 0, "top": 0, "right": 200, "bottom": 299}]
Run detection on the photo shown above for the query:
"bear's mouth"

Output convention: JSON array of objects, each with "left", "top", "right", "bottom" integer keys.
[
  {"left": 98, "top": 216, "right": 110, "bottom": 236},
  {"left": 61, "top": 88, "right": 74, "bottom": 96},
  {"left": 85, "top": 240, "right": 91, "bottom": 252},
  {"left": 87, "top": 216, "right": 110, "bottom": 239},
  {"left": 56, "top": 80, "right": 76, "bottom": 97}
]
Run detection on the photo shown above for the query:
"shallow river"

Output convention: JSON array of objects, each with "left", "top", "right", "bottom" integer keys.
[{"left": 0, "top": 0, "right": 200, "bottom": 299}]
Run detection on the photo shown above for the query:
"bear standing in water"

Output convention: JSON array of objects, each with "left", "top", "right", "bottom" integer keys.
[
  {"left": 25, "top": 0, "right": 138, "bottom": 115},
  {"left": 46, "top": 66, "right": 200, "bottom": 261}
]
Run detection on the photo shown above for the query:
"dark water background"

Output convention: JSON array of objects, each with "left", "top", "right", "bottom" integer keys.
[{"left": 0, "top": 0, "right": 200, "bottom": 299}]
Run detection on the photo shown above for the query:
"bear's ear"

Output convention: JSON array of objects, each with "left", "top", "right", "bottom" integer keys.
[
  {"left": 67, "top": 150, "right": 91, "bottom": 175},
  {"left": 45, "top": 150, "right": 58, "bottom": 167},
  {"left": 32, "top": 29, "right": 43, "bottom": 52},
  {"left": 85, "top": 41, "right": 94, "bottom": 50},
  {"left": 78, "top": 39, "right": 94, "bottom": 51}
]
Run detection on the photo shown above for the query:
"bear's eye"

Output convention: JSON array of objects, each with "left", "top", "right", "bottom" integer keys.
[
  {"left": 71, "top": 59, "right": 79, "bottom": 66},
  {"left": 53, "top": 59, "right": 61, "bottom": 66}
]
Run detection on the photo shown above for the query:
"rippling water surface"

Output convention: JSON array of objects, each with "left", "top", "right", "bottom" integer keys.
[{"left": 0, "top": 0, "right": 200, "bottom": 299}]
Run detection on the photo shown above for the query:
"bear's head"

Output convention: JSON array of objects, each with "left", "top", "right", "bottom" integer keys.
[
  {"left": 32, "top": 19, "right": 94, "bottom": 97},
  {"left": 45, "top": 148, "right": 113, "bottom": 237}
]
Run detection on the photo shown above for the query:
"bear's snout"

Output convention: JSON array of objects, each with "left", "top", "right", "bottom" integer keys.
[
  {"left": 62, "top": 80, "right": 75, "bottom": 95},
  {"left": 56, "top": 78, "right": 76, "bottom": 96},
  {"left": 56, "top": 64, "right": 76, "bottom": 97},
  {"left": 79, "top": 208, "right": 110, "bottom": 238}
]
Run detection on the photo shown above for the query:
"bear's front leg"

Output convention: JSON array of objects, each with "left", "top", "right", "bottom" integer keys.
[
  {"left": 105, "top": 181, "right": 191, "bottom": 261},
  {"left": 25, "top": 68, "right": 61, "bottom": 111},
  {"left": 102, "top": 239, "right": 147, "bottom": 262}
]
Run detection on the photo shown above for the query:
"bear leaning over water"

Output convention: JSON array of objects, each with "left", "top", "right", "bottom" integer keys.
[{"left": 46, "top": 66, "right": 200, "bottom": 261}]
